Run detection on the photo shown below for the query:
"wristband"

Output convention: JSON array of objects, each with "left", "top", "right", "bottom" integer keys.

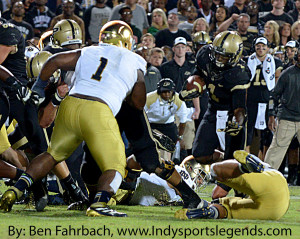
[{"left": 51, "top": 91, "right": 64, "bottom": 106}]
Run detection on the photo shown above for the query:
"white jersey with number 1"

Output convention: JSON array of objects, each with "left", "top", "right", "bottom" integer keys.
[{"left": 69, "top": 43, "right": 147, "bottom": 116}]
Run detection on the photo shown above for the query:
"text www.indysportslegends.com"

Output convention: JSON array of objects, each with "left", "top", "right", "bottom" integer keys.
[{"left": 8, "top": 224, "right": 292, "bottom": 239}]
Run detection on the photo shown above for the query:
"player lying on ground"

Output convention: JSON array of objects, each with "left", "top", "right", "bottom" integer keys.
[{"left": 175, "top": 150, "right": 290, "bottom": 220}]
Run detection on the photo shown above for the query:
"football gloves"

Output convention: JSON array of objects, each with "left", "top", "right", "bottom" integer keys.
[
  {"left": 217, "top": 121, "right": 243, "bottom": 136},
  {"left": 179, "top": 80, "right": 202, "bottom": 101}
]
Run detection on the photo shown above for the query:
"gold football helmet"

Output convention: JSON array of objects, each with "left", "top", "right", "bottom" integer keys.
[
  {"left": 26, "top": 51, "right": 60, "bottom": 82},
  {"left": 99, "top": 20, "right": 133, "bottom": 50},
  {"left": 192, "top": 31, "right": 212, "bottom": 52},
  {"left": 211, "top": 31, "right": 243, "bottom": 68},
  {"left": 180, "top": 157, "right": 211, "bottom": 192},
  {"left": 52, "top": 19, "right": 82, "bottom": 47}
]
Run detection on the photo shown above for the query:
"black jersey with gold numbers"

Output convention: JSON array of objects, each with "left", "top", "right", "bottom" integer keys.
[
  {"left": 0, "top": 23, "right": 27, "bottom": 84},
  {"left": 195, "top": 45, "right": 251, "bottom": 111}
]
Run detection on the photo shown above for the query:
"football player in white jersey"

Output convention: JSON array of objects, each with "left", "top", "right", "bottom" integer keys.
[{"left": 0, "top": 20, "right": 146, "bottom": 217}]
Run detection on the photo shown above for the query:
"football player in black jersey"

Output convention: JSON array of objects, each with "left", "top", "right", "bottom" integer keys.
[
  {"left": 0, "top": 21, "right": 48, "bottom": 156},
  {"left": 181, "top": 31, "right": 251, "bottom": 164},
  {"left": 180, "top": 31, "right": 251, "bottom": 199}
]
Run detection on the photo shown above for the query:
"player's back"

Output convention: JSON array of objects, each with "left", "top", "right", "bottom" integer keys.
[{"left": 70, "top": 43, "right": 146, "bottom": 116}]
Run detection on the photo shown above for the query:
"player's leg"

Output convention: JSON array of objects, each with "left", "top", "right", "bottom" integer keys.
[
  {"left": 192, "top": 109, "right": 223, "bottom": 164},
  {"left": 121, "top": 106, "right": 205, "bottom": 209},
  {"left": 82, "top": 101, "right": 127, "bottom": 217}
]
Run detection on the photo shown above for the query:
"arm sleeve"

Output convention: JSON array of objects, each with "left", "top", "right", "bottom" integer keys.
[
  {"left": 232, "top": 89, "right": 247, "bottom": 110},
  {"left": 269, "top": 71, "right": 286, "bottom": 116}
]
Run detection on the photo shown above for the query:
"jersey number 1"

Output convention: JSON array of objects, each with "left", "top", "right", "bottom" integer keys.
[{"left": 91, "top": 57, "right": 108, "bottom": 81}]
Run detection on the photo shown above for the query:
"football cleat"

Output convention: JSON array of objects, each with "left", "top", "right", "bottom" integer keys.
[
  {"left": 152, "top": 129, "right": 176, "bottom": 153},
  {"left": 175, "top": 206, "right": 216, "bottom": 220},
  {"left": 0, "top": 187, "right": 22, "bottom": 212},
  {"left": 31, "top": 180, "right": 48, "bottom": 212},
  {"left": 184, "top": 198, "right": 209, "bottom": 209},
  {"left": 86, "top": 205, "right": 128, "bottom": 217},
  {"left": 233, "top": 150, "right": 268, "bottom": 173}
]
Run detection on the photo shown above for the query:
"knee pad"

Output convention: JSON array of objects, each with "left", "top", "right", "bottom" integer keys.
[{"left": 157, "top": 159, "right": 175, "bottom": 180}]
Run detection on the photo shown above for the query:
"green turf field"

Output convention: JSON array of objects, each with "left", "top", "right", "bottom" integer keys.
[{"left": 0, "top": 183, "right": 299, "bottom": 239}]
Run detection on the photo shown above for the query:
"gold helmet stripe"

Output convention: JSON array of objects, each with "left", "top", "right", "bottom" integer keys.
[
  {"left": 220, "top": 31, "right": 231, "bottom": 49},
  {"left": 66, "top": 19, "right": 76, "bottom": 40}
]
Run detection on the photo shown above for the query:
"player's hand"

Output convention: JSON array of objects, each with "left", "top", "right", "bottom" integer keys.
[
  {"left": 217, "top": 121, "right": 243, "bottom": 136},
  {"left": 179, "top": 80, "right": 201, "bottom": 101},
  {"left": 16, "top": 85, "right": 32, "bottom": 103},
  {"left": 30, "top": 91, "right": 44, "bottom": 106},
  {"left": 57, "top": 83, "right": 69, "bottom": 98},
  {"left": 231, "top": 14, "right": 240, "bottom": 21}
]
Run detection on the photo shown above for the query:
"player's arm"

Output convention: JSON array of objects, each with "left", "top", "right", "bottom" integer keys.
[
  {"left": 32, "top": 50, "right": 81, "bottom": 98},
  {"left": 126, "top": 69, "right": 146, "bottom": 110},
  {"left": 39, "top": 50, "right": 81, "bottom": 81}
]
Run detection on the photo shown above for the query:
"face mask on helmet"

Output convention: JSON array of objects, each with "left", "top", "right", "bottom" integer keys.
[
  {"left": 211, "top": 31, "right": 243, "bottom": 69},
  {"left": 26, "top": 51, "right": 61, "bottom": 83},
  {"left": 181, "top": 159, "right": 211, "bottom": 192},
  {"left": 52, "top": 19, "right": 82, "bottom": 47},
  {"left": 99, "top": 20, "right": 134, "bottom": 50}
]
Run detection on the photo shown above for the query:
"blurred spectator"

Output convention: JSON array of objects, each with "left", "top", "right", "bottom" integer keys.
[
  {"left": 209, "top": 5, "right": 229, "bottom": 37},
  {"left": 283, "top": 40, "right": 298, "bottom": 69},
  {"left": 261, "top": 0, "right": 294, "bottom": 27},
  {"left": 291, "top": 20, "right": 300, "bottom": 41},
  {"left": 147, "top": 8, "right": 168, "bottom": 36},
  {"left": 169, "top": 0, "right": 193, "bottom": 22},
  {"left": 229, "top": 0, "right": 247, "bottom": 15},
  {"left": 141, "top": 33, "right": 156, "bottom": 48},
  {"left": 247, "top": 1, "right": 265, "bottom": 36},
  {"left": 211, "top": 0, "right": 225, "bottom": 12},
  {"left": 198, "top": 0, "right": 213, "bottom": 24},
  {"left": 162, "top": 45, "right": 174, "bottom": 61},
  {"left": 288, "top": 0, "right": 300, "bottom": 22},
  {"left": 56, "top": 0, "right": 84, "bottom": 18},
  {"left": 2, "top": 0, "right": 19, "bottom": 20},
  {"left": 217, "top": 13, "right": 256, "bottom": 55},
  {"left": 149, "top": 0, "right": 167, "bottom": 13},
  {"left": 8, "top": 1, "right": 34, "bottom": 41},
  {"left": 138, "top": 0, "right": 149, "bottom": 13},
  {"left": 155, "top": 13, "right": 192, "bottom": 47},
  {"left": 273, "top": 45, "right": 285, "bottom": 62},
  {"left": 264, "top": 20, "right": 280, "bottom": 48},
  {"left": 192, "top": 17, "right": 209, "bottom": 34},
  {"left": 135, "top": 46, "right": 162, "bottom": 93},
  {"left": 25, "top": 0, "right": 55, "bottom": 37},
  {"left": 149, "top": 47, "right": 164, "bottom": 69},
  {"left": 119, "top": 5, "right": 142, "bottom": 43},
  {"left": 258, "top": 0, "right": 272, "bottom": 18},
  {"left": 279, "top": 22, "right": 291, "bottom": 45},
  {"left": 83, "top": 0, "right": 111, "bottom": 45},
  {"left": 109, "top": 0, "right": 149, "bottom": 34},
  {"left": 178, "top": 6, "right": 198, "bottom": 35},
  {"left": 49, "top": 0, "right": 85, "bottom": 43}
]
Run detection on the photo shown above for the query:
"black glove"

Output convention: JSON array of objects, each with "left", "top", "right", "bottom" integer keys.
[
  {"left": 217, "top": 121, "right": 243, "bottom": 136},
  {"left": 179, "top": 80, "right": 202, "bottom": 101},
  {"left": 5, "top": 76, "right": 32, "bottom": 103}
]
